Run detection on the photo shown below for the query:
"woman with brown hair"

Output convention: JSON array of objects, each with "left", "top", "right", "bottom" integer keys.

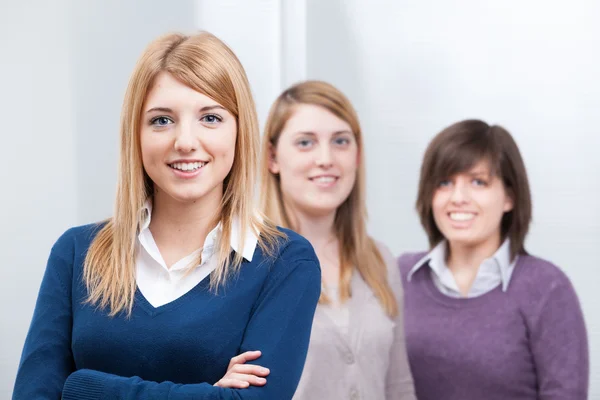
[
  {"left": 399, "top": 119, "right": 588, "bottom": 400},
  {"left": 257, "top": 80, "right": 415, "bottom": 399},
  {"left": 13, "top": 32, "right": 321, "bottom": 399}
]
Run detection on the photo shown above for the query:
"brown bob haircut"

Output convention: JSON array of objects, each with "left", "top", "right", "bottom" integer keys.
[{"left": 416, "top": 119, "right": 532, "bottom": 260}]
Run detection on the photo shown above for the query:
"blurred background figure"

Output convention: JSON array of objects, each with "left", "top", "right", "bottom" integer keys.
[
  {"left": 399, "top": 119, "right": 588, "bottom": 400},
  {"left": 260, "top": 80, "right": 416, "bottom": 399}
]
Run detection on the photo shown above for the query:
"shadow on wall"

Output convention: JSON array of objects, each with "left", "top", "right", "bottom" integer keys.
[{"left": 306, "top": 0, "right": 366, "bottom": 117}]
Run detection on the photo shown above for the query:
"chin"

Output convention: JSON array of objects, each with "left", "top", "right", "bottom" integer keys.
[
  {"left": 448, "top": 238, "right": 477, "bottom": 247},
  {"left": 161, "top": 188, "right": 209, "bottom": 203},
  {"left": 302, "top": 203, "right": 340, "bottom": 218},
  {"left": 443, "top": 231, "right": 479, "bottom": 246}
]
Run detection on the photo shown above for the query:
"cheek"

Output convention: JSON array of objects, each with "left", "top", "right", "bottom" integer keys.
[
  {"left": 339, "top": 158, "right": 358, "bottom": 192},
  {"left": 279, "top": 158, "right": 311, "bottom": 181},
  {"left": 277, "top": 148, "right": 313, "bottom": 178},
  {"left": 340, "top": 149, "right": 359, "bottom": 172},
  {"left": 139, "top": 132, "right": 164, "bottom": 167},
  {"left": 431, "top": 192, "right": 446, "bottom": 216},
  {"left": 477, "top": 192, "right": 508, "bottom": 218},
  {"left": 342, "top": 142, "right": 360, "bottom": 166},
  {"left": 206, "top": 129, "right": 237, "bottom": 160},
  {"left": 278, "top": 162, "right": 307, "bottom": 203}
]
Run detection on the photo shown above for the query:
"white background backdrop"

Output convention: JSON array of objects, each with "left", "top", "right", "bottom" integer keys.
[{"left": 1, "top": 0, "right": 598, "bottom": 397}]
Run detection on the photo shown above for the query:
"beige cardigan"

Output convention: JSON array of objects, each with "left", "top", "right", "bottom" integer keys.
[{"left": 293, "top": 243, "right": 416, "bottom": 400}]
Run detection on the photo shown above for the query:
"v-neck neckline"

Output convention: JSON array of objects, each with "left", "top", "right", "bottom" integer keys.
[
  {"left": 317, "top": 271, "right": 368, "bottom": 349},
  {"left": 134, "top": 273, "right": 212, "bottom": 317}
]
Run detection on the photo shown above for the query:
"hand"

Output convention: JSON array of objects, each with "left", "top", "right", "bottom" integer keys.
[{"left": 214, "top": 350, "right": 270, "bottom": 389}]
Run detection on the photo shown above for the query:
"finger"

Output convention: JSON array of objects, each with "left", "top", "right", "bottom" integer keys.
[
  {"left": 227, "top": 373, "right": 267, "bottom": 386},
  {"left": 230, "top": 364, "right": 270, "bottom": 376},
  {"left": 214, "top": 378, "right": 251, "bottom": 389},
  {"left": 228, "top": 350, "right": 262, "bottom": 368}
]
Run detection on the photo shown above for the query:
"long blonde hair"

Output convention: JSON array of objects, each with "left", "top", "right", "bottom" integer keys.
[
  {"left": 84, "top": 31, "right": 282, "bottom": 316},
  {"left": 259, "top": 80, "right": 397, "bottom": 317}
]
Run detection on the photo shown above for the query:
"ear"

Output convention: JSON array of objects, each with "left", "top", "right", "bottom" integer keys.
[
  {"left": 503, "top": 190, "right": 514, "bottom": 213},
  {"left": 268, "top": 142, "right": 280, "bottom": 174}
]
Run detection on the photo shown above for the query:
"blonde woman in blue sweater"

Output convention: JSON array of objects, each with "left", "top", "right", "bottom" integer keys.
[{"left": 13, "top": 32, "right": 320, "bottom": 400}]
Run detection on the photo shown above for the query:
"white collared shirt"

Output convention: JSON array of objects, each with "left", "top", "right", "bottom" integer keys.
[
  {"left": 407, "top": 239, "right": 517, "bottom": 298},
  {"left": 136, "top": 200, "right": 258, "bottom": 307}
]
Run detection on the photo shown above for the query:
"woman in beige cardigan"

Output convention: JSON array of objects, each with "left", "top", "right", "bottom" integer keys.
[{"left": 256, "top": 80, "right": 416, "bottom": 399}]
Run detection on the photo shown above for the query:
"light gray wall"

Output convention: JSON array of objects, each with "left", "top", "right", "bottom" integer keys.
[
  {"left": 0, "top": 2, "right": 78, "bottom": 397},
  {"left": 307, "top": 0, "right": 600, "bottom": 396}
]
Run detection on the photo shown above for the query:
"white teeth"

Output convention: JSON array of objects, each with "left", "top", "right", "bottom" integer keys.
[
  {"left": 449, "top": 212, "right": 475, "bottom": 221},
  {"left": 170, "top": 162, "right": 205, "bottom": 171},
  {"left": 313, "top": 176, "right": 336, "bottom": 183}
]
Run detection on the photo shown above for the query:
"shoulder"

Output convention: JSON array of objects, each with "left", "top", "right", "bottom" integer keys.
[
  {"left": 373, "top": 239, "right": 394, "bottom": 265},
  {"left": 512, "top": 254, "right": 584, "bottom": 329},
  {"left": 372, "top": 239, "right": 399, "bottom": 279},
  {"left": 372, "top": 239, "right": 404, "bottom": 295},
  {"left": 274, "top": 227, "right": 320, "bottom": 265},
  {"left": 44, "top": 222, "right": 106, "bottom": 285},
  {"left": 256, "top": 227, "right": 321, "bottom": 279},
  {"left": 397, "top": 250, "right": 429, "bottom": 278},
  {"left": 252, "top": 227, "right": 321, "bottom": 300},
  {"left": 51, "top": 222, "right": 106, "bottom": 261},
  {"left": 512, "top": 254, "right": 575, "bottom": 294}
]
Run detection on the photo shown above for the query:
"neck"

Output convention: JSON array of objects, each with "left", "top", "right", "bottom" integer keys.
[
  {"left": 290, "top": 208, "right": 341, "bottom": 287},
  {"left": 149, "top": 187, "right": 222, "bottom": 255},
  {"left": 293, "top": 210, "right": 337, "bottom": 252},
  {"left": 446, "top": 233, "right": 502, "bottom": 272}
]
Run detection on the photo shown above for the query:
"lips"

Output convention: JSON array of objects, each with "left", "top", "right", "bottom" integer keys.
[
  {"left": 167, "top": 161, "right": 207, "bottom": 172},
  {"left": 309, "top": 175, "right": 338, "bottom": 184},
  {"left": 448, "top": 212, "right": 476, "bottom": 222}
]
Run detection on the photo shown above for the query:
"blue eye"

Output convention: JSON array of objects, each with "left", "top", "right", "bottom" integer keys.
[
  {"left": 150, "top": 116, "right": 173, "bottom": 126},
  {"left": 201, "top": 114, "right": 222, "bottom": 124},
  {"left": 438, "top": 179, "right": 452, "bottom": 187},
  {"left": 472, "top": 178, "right": 488, "bottom": 186},
  {"left": 296, "top": 139, "right": 314, "bottom": 149},
  {"left": 334, "top": 137, "right": 351, "bottom": 146}
]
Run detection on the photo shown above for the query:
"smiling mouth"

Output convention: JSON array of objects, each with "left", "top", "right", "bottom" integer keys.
[
  {"left": 168, "top": 161, "right": 207, "bottom": 172},
  {"left": 309, "top": 176, "right": 338, "bottom": 184},
  {"left": 448, "top": 212, "right": 476, "bottom": 221}
]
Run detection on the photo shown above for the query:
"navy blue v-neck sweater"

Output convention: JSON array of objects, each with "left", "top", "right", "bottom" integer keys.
[{"left": 13, "top": 223, "right": 321, "bottom": 400}]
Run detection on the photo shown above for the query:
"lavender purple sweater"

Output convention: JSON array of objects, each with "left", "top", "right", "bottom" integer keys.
[{"left": 398, "top": 252, "right": 588, "bottom": 400}]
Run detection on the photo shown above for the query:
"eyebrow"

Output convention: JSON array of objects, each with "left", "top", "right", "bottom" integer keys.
[
  {"left": 468, "top": 170, "right": 491, "bottom": 177},
  {"left": 294, "top": 130, "right": 352, "bottom": 136},
  {"left": 145, "top": 105, "right": 227, "bottom": 114},
  {"left": 332, "top": 130, "right": 353, "bottom": 136}
]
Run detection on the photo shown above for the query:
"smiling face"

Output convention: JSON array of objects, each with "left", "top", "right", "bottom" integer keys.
[
  {"left": 268, "top": 104, "right": 359, "bottom": 218},
  {"left": 140, "top": 71, "right": 237, "bottom": 206},
  {"left": 431, "top": 159, "right": 514, "bottom": 250}
]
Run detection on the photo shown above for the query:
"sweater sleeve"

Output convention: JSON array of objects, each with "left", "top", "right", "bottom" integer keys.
[
  {"left": 61, "top": 242, "right": 322, "bottom": 400},
  {"left": 529, "top": 271, "right": 589, "bottom": 400},
  {"left": 378, "top": 245, "right": 416, "bottom": 400},
  {"left": 13, "top": 231, "right": 76, "bottom": 400}
]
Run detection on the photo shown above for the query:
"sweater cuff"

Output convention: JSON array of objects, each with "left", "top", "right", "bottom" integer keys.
[{"left": 62, "top": 369, "right": 106, "bottom": 400}]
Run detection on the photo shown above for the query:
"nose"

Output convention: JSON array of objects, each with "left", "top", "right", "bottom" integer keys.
[
  {"left": 173, "top": 121, "right": 198, "bottom": 153},
  {"left": 315, "top": 143, "right": 333, "bottom": 168},
  {"left": 449, "top": 180, "right": 469, "bottom": 205}
]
